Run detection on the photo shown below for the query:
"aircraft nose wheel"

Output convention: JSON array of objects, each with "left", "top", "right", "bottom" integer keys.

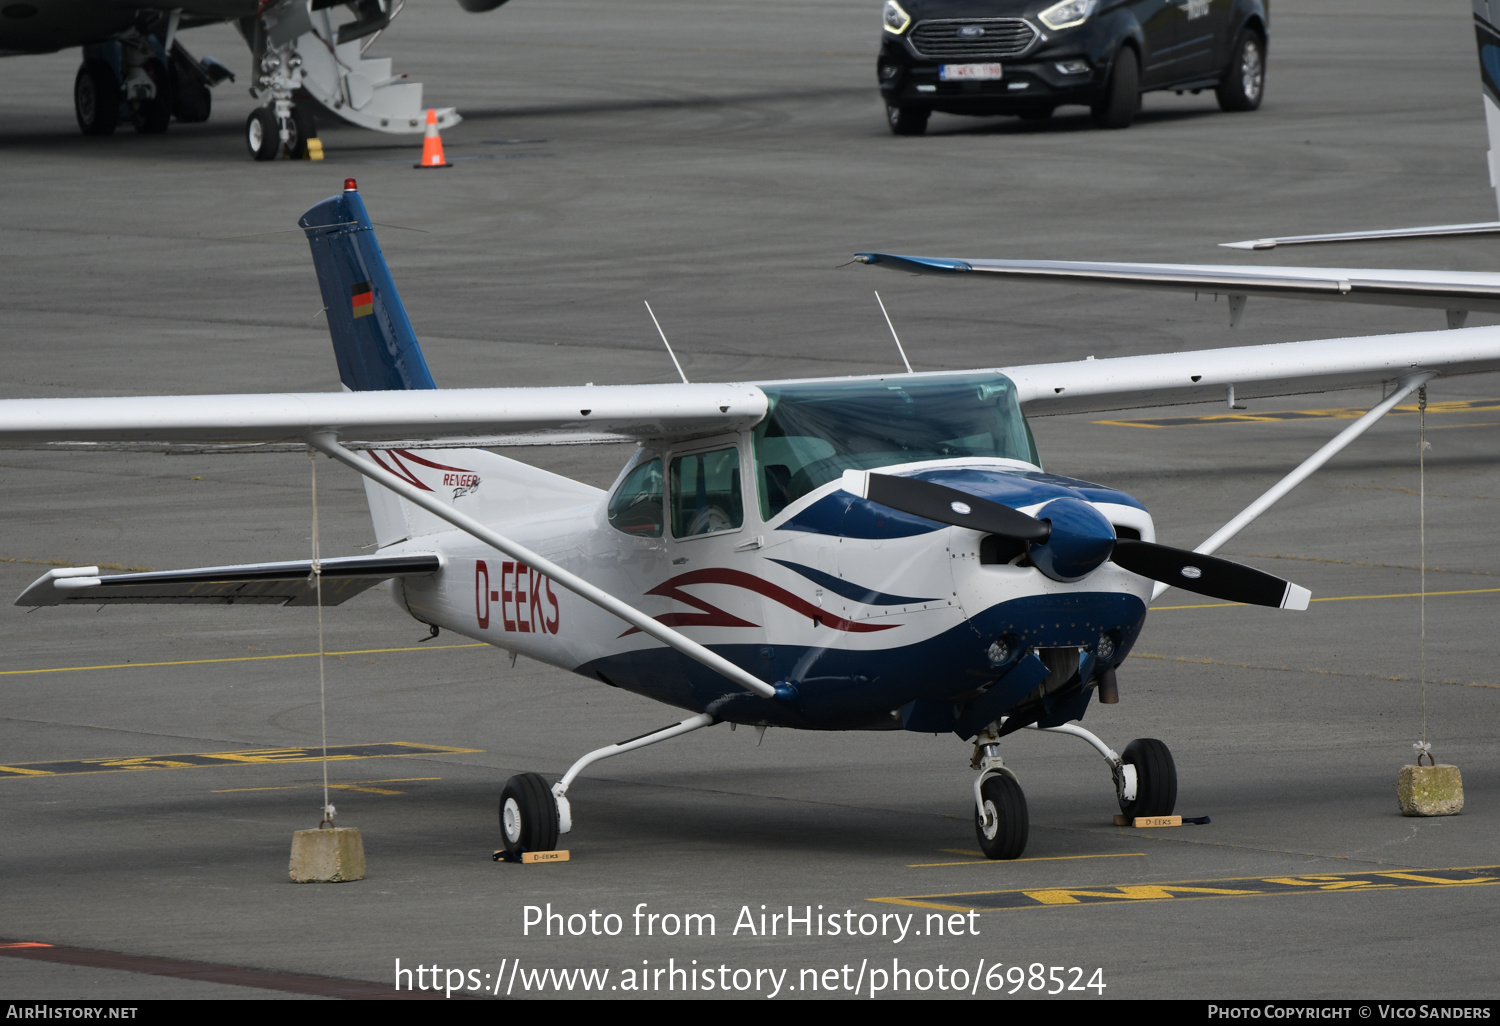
[
  {"left": 1117, "top": 737, "right": 1177, "bottom": 819},
  {"left": 974, "top": 772, "right": 1029, "bottom": 860},
  {"left": 498, "top": 772, "right": 560, "bottom": 856},
  {"left": 246, "top": 107, "right": 279, "bottom": 161}
]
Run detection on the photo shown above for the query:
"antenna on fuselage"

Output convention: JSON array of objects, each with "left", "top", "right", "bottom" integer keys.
[
  {"left": 644, "top": 301, "right": 689, "bottom": 384},
  {"left": 874, "top": 291, "right": 914, "bottom": 374}
]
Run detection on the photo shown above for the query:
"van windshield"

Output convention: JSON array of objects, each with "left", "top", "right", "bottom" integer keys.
[{"left": 752, "top": 373, "right": 1038, "bottom": 520}]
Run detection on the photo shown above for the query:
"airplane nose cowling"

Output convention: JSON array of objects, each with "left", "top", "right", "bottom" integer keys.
[{"left": 1028, "top": 497, "right": 1116, "bottom": 582}]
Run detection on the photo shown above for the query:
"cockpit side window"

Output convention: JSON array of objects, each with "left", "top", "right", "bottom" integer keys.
[
  {"left": 670, "top": 447, "right": 744, "bottom": 538},
  {"left": 607, "top": 458, "right": 664, "bottom": 538}
]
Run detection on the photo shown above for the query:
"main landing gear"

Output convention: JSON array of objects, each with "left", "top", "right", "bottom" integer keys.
[
  {"left": 970, "top": 722, "right": 1177, "bottom": 860},
  {"left": 496, "top": 712, "right": 716, "bottom": 859}
]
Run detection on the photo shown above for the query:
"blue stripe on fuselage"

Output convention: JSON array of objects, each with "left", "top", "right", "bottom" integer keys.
[
  {"left": 575, "top": 590, "right": 1147, "bottom": 731},
  {"left": 776, "top": 467, "right": 1144, "bottom": 540},
  {"left": 765, "top": 558, "right": 937, "bottom": 606}
]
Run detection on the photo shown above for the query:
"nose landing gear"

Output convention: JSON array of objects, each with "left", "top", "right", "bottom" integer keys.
[{"left": 969, "top": 721, "right": 1178, "bottom": 860}]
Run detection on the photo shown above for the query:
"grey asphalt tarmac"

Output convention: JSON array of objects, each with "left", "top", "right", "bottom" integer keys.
[{"left": 0, "top": 0, "right": 1496, "bottom": 1001}]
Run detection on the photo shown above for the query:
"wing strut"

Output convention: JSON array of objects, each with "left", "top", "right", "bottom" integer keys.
[
  {"left": 306, "top": 432, "right": 779, "bottom": 700},
  {"left": 1151, "top": 371, "right": 1436, "bottom": 601}
]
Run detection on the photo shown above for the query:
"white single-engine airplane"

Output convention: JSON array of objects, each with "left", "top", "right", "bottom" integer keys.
[{"left": 6, "top": 179, "right": 1500, "bottom": 861}]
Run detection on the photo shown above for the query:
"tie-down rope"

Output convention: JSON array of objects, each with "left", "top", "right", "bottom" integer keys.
[{"left": 310, "top": 450, "right": 334, "bottom": 825}]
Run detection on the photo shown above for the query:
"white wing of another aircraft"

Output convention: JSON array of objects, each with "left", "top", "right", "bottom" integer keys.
[{"left": 853, "top": 253, "right": 1500, "bottom": 329}]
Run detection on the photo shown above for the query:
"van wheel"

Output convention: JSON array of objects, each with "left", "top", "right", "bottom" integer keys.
[
  {"left": 1217, "top": 29, "right": 1265, "bottom": 111},
  {"left": 1090, "top": 47, "right": 1138, "bottom": 129},
  {"left": 887, "top": 104, "right": 930, "bottom": 136}
]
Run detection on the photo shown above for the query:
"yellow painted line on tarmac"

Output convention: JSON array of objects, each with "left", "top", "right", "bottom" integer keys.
[
  {"left": 214, "top": 777, "right": 441, "bottom": 795},
  {"left": 910, "top": 852, "right": 1146, "bottom": 868},
  {"left": 0, "top": 742, "right": 481, "bottom": 779},
  {"left": 1094, "top": 398, "right": 1500, "bottom": 429},
  {"left": 870, "top": 865, "right": 1500, "bottom": 913},
  {"left": 0, "top": 642, "right": 488, "bottom": 676},
  {"left": 1154, "top": 586, "right": 1500, "bottom": 611}
]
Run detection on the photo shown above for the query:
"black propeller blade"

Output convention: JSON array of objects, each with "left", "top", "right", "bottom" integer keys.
[
  {"left": 845, "top": 471, "right": 1311, "bottom": 610},
  {"left": 1110, "top": 540, "right": 1309, "bottom": 609},
  {"left": 854, "top": 472, "right": 1050, "bottom": 541}
]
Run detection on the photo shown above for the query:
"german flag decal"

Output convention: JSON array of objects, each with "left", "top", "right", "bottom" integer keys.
[{"left": 351, "top": 280, "right": 374, "bottom": 319}]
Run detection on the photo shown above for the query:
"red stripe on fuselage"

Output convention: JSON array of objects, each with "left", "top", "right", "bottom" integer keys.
[{"left": 620, "top": 568, "right": 899, "bottom": 637}]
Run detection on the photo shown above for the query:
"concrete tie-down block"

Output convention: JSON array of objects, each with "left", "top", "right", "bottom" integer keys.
[
  {"left": 290, "top": 826, "right": 366, "bottom": 882},
  {"left": 1397, "top": 764, "right": 1464, "bottom": 817}
]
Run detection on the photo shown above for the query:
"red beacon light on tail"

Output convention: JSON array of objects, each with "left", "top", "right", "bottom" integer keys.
[{"left": 344, "top": 178, "right": 358, "bottom": 192}]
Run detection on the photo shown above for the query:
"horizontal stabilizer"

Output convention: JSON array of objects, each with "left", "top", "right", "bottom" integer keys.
[{"left": 16, "top": 554, "right": 440, "bottom": 607}]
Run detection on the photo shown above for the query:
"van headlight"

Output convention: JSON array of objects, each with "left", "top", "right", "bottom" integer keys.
[
  {"left": 1039, "top": 0, "right": 1096, "bottom": 30},
  {"left": 883, "top": 0, "right": 912, "bottom": 34}
]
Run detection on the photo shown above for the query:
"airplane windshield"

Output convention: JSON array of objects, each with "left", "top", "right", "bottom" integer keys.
[{"left": 752, "top": 372, "right": 1039, "bottom": 520}]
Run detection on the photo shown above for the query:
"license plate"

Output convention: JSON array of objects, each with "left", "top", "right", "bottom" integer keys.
[{"left": 940, "top": 63, "right": 1004, "bottom": 81}]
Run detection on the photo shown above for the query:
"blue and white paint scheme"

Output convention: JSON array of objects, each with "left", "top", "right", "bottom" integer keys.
[{"left": 8, "top": 179, "right": 1500, "bottom": 859}]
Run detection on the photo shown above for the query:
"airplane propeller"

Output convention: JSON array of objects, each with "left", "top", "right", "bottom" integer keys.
[{"left": 841, "top": 470, "right": 1311, "bottom": 610}]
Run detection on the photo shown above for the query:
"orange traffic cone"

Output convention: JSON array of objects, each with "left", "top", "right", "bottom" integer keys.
[{"left": 414, "top": 108, "right": 452, "bottom": 169}]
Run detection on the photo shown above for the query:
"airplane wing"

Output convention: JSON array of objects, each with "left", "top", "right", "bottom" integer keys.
[
  {"left": 15, "top": 554, "right": 440, "bottom": 607},
  {"left": 0, "top": 384, "right": 767, "bottom": 451},
  {"left": 854, "top": 253, "right": 1500, "bottom": 317},
  {"left": 2, "top": 327, "right": 1500, "bottom": 441},
  {"left": 991, "top": 328, "right": 1500, "bottom": 416},
  {"left": 1219, "top": 221, "right": 1500, "bottom": 251}
]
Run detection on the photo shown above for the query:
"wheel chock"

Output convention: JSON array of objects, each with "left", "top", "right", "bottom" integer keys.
[
  {"left": 1113, "top": 814, "right": 1208, "bottom": 826},
  {"left": 492, "top": 849, "right": 570, "bottom": 864},
  {"left": 306, "top": 138, "right": 324, "bottom": 161},
  {"left": 289, "top": 825, "right": 365, "bottom": 882}
]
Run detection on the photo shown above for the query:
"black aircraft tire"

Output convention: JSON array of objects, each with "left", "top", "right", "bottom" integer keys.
[
  {"left": 246, "top": 107, "right": 279, "bottom": 161},
  {"left": 1216, "top": 28, "right": 1265, "bottom": 112},
  {"left": 1118, "top": 738, "right": 1177, "bottom": 818},
  {"left": 499, "top": 772, "right": 560, "bottom": 856},
  {"left": 171, "top": 61, "right": 212, "bottom": 123},
  {"left": 974, "top": 773, "right": 1029, "bottom": 860},
  {"left": 130, "top": 60, "right": 172, "bottom": 135},
  {"left": 886, "top": 104, "right": 930, "bottom": 136},
  {"left": 74, "top": 60, "right": 121, "bottom": 137},
  {"left": 1090, "top": 47, "right": 1139, "bottom": 129}
]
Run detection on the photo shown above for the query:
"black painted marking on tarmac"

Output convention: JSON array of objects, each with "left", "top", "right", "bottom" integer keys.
[
  {"left": 0, "top": 742, "right": 481, "bottom": 778},
  {"left": 0, "top": 940, "right": 461, "bottom": 999},
  {"left": 870, "top": 865, "right": 1500, "bottom": 912},
  {"left": 1094, "top": 397, "right": 1500, "bottom": 429}
]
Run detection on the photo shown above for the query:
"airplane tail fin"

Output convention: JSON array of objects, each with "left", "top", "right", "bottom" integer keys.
[
  {"left": 298, "top": 181, "right": 601, "bottom": 549},
  {"left": 299, "top": 178, "right": 437, "bottom": 392}
]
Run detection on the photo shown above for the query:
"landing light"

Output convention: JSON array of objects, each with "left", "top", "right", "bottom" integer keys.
[
  {"left": 987, "top": 638, "right": 1011, "bottom": 665},
  {"left": 1096, "top": 633, "right": 1116, "bottom": 662}
]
